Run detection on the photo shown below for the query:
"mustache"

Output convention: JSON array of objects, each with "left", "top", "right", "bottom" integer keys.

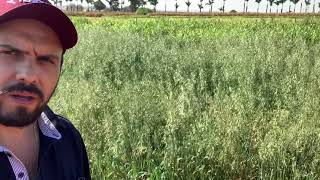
[{"left": 0, "top": 83, "right": 44, "bottom": 101}]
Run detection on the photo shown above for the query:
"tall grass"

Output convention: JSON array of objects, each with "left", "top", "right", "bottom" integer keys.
[{"left": 51, "top": 17, "right": 320, "bottom": 179}]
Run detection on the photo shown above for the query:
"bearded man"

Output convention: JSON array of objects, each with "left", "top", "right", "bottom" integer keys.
[{"left": 0, "top": 0, "right": 90, "bottom": 179}]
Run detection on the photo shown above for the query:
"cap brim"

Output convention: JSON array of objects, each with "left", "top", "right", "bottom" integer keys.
[{"left": 0, "top": 3, "right": 77, "bottom": 50}]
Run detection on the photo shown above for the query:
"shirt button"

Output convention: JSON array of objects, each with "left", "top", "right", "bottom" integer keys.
[{"left": 18, "top": 172, "right": 24, "bottom": 178}]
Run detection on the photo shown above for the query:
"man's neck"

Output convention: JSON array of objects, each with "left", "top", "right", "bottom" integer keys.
[
  {"left": 0, "top": 123, "right": 36, "bottom": 149},
  {"left": 0, "top": 122, "right": 39, "bottom": 179}
]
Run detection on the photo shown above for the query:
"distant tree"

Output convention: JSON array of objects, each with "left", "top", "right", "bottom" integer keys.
[
  {"left": 243, "top": 0, "right": 249, "bottom": 12},
  {"left": 106, "top": 0, "right": 120, "bottom": 11},
  {"left": 186, "top": 0, "right": 191, "bottom": 12},
  {"left": 242, "top": 0, "right": 248, "bottom": 12},
  {"left": 198, "top": 0, "right": 204, "bottom": 12},
  {"left": 119, "top": 0, "right": 125, "bottom": 11},
  {"left": 268, "top": 0, "right": 275, "bottom": 13},
  {"left": 65, "top": 0, "right": 68, "bottom": 9},
  {"left": 290, "top": 0, "right": 299, "bottom": 12},
  {"left": 164, "top": 0, "right": 167, "bottom": 12},
  {"left": 198, "top": 4, "right": 204, "bottom": 12},
  {"left": 222, "top": 0, "right": 226, "bottom": 12},
  {"left": 312, "top": 0, "right": 316, "bottom": 12},
  {"left": 94, "top": 0, "right": 106, "bottom": 11},
  {"left": 274, "top": 0, "right": 286, "bottom": 13},
  {"left": 85, "top": 0, "right": 94, "bottom": 11},
  {"left": 141, "top": 0, "right": 146, "bottom": 8},
  {"left": 300, "top": 0, "right": 303, "bottom": 12},
  {"left": 175, "top": 0, "right": 179, "bottom": 12},
  {"left": 318, "top": 2, "right": 320, "bottom": 12},
  {"left": 275, "top": 0, "right": 280, "bottom": 12},
  {"left": 76, "top": 0, "right": 84, "bottom": 11},
  {"left": 280, "top": 0, "right": 286, "bottom": 13},
  {"left": 289, "top": 1, "right": 291, "bottom": 11},
  {"left": 52, "top": 0, "right": 58, "bottom": 6},
  {"left": 206, "top": 0, "right": 214, "bottom": 13},
  {"left": 65, "top": 0, "right": 70, "bottom": 10},
  {"left": 255, "top": 0, "right": 262, "bottom": 12},
  {"left": 148, "top": 0, "right": 158, "bottom": 11},
  {"left": 67, "top": 3, "right": 78, "bottom": 11},
  {"left": 128, "top": 0, "right": 145, "bottom": 12},
  {"left": 305, "top": 0, "right": 311, "bottom": 12}
]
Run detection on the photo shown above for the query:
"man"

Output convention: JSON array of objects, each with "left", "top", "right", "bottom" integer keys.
[{"left": 0, "top": 0, "right": 90, "bottom": 179}]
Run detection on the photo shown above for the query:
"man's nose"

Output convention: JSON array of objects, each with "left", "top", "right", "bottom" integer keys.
[{"left": 15, "top": 56, "right": 39, "bottom": 85}]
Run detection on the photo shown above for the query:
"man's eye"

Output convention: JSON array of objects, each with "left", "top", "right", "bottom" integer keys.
[
  {"left": 0, "top": 50, "right": 18, "bottom": 56},
  {"left": 38, "top": 56, "right": 55, "bottom": 64}
]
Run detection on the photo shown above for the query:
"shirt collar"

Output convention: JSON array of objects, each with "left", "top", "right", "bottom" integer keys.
[
  {"left": 0, "top": 110, "right": 62, "bottom": 152},
  {"left": 0, "top": 146, "right": 8, "bottom": 153},
  {"left": 0, "top": 112, "right": 62, "bottom": 152},
  {"left": 37, "top": 112, "right": 62, "bottom": 140}
]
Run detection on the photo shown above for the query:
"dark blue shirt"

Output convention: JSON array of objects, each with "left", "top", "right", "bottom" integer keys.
[{"left": 0, "top": 106, "right": 91, "bottom": 180}]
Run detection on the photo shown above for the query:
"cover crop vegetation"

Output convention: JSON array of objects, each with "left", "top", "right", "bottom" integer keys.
[{"left": 51, "top": 16, "right": 320, "bottom": 179}]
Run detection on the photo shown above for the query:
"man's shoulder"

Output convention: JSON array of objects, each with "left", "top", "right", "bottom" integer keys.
[
  {"left": 43, "top": 106, "right": 81, "bottom": 138},
  {"left": 41, "top": 107, "right": 91, "bottom": 179}
]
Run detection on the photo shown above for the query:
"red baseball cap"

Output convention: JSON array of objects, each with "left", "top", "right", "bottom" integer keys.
[{"left": 0, "top": 0, "right": 77, "bottom": 50}]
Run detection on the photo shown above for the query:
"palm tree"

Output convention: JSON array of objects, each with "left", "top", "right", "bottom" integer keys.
[
  {"left": 87, "top": 0, "right": 96, "bottom": 11},
  {"left": 277, "top": 0, "right": 286, "bottom": 13},
  {"left": 290, "top": 0, "right": 300, "bottom": 12},
  {"left": 268, "top": 0, "right": 275, "bottom": 13},
  {"left": 222, "top": 0, "right": 226, "bottom": 12},
  {"left": 256, "top": 0, "right": 262, "bottom": 12},
  {"left": 198, "top": 0, "right": 204, "bottom": 12},
  {"left": 305, "top": 0, "right": 311, "bottom": 12},
  {"left": 243, "top": 0, "right": 250, "bottom": 12},
  {"left": 65, "top": 0, "right": 69, "bottom": 10},
  {"left": 52, "top": 0, "right": 58, "bottom": 6},
  {"left": 75, "top": 0, "right": 79, "bottom": 11},
  {"left": 289, "top": 0, "right": 292, "bottom": 11},
  {"left": 175, "top": 0, "right": 179, "bottom": 12},
  {"left": 275, "top": 0, "right": 281, "bottom": 12},
  {"left": 129, "top": 0, "right": 145, "bottom": 11},
  {"left": 243, "top": 0, "right": 246, "bottom": 12},
  {"left": 106, "top": 0, "right": 120, "bottom": 11},
  {"left": 206, "top": 0, "right": 214, "bottom": 13},
  {"left": 148, "top": 0, "right": 159, "bottom": 11},
  {"left": 141, "top": 0, "right": 146, "bottom": 8},
  {"left": 119, "top": 0, "right": 124, "bottom": 11},
  {"left": 148, "top": 0, "right": 158, "bottom": 11},
  {"left": 186, "top": 0, "right": 192, "bottom": 12}
]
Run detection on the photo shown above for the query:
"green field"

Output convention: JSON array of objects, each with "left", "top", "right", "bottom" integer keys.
[{"left": 50, "top": 16, "right": 320, "bottom": 179}]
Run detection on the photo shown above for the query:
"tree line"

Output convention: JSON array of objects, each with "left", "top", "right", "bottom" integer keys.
[{"left": 59, "top": 0, "right": 320, "bottom": 13}]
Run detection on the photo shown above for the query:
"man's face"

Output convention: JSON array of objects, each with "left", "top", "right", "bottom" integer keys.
[{"left": 0, "top": 19, "right": 63, "bottom": 127}]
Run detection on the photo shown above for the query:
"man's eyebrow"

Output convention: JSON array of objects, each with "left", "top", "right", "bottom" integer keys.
[
  {"left": 38, "top": 54, "right": 60, "bottom": 60},
  {"left": 0, "top": 44, "right": 60, "bottom": 60},
  {"left": 0, "top": 44, "right": 24, "bottom": 53}
]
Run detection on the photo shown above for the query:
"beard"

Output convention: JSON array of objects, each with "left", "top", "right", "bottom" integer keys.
[
  {"left": 0, "top": 82, "right": 57, "bottom": 127},
  {"left": 0, "top": 102, "right": 46, "bottom": 127}
]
